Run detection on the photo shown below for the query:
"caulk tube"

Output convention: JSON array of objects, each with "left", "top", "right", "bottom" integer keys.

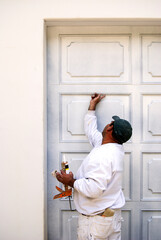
[
  {"left": 65, "top": 162, "right": 72, "bottom": 190},
  {"left": 62, "top": 155, "right": 70, "bottom": 174},
  {"left": 65, "top": 163, "right": 70, "bottom": 174}
]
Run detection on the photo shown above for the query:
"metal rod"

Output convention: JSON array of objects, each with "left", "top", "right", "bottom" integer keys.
[{"left": 68, "top": 196, "right": 72, "bottom": 211}]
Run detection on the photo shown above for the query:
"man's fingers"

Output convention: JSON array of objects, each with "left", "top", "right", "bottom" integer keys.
[
  {"left": 60, "top": 169, "right": 65, "bottom": 175},
  {"left": 97, "top": 94, "right": 106, "bottom": 101},
  {"left": 69, "top": 171, "right": 73, "bottom": 176},
  {"left": 56, "top": 172, "right": 62, "bottom": 181},
  {"left": 91, "top": 93, "right": 106, "bottom": 101},
  {"left": 91, "top": 93, "right": 98, "bottom": 99},
  {"left": 56, "top": 172, "right": 62, "bottom": 178},
  {"left": 57, "top": 170, "right": 73, "bottom": 179},
  {"left": 93, "top": 93, "right": 100, "bottom": 100},
  {"left": 100, "top": 94, "right": 106, "bottom": 100}
]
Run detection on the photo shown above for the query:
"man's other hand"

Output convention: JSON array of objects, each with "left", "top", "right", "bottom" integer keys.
[{"left": 56, "top": 170, "right": 76, "bottom": 188}]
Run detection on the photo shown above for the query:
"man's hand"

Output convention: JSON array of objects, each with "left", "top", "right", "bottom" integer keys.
[
  {"left": 88, "top": 93, "right": 106, "bottom": 110},
  {"left": 56, "top": 170, "right": 76, "bottom": 188}
]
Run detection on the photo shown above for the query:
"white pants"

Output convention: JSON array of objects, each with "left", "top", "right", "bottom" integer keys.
[{"left": 77, "top": 209, "right": 122, "bottom": 240}]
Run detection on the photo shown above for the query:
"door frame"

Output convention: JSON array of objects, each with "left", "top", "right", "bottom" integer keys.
[{"left": 45, "top": 18, "right": 161, "bottom": 27}]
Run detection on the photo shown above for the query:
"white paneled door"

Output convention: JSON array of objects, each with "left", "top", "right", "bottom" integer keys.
[{"left": 47, "top": 25, "right": 161, "bottom": 240}]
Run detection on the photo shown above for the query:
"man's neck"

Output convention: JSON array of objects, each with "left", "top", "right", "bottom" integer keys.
[
  {"left": 102, "top": 138, "right": 117, "bottom": 145},
  {"left": 102, "top": 135, "right": 122, "bottom": 145}
]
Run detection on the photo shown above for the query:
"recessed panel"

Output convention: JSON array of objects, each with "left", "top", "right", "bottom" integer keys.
[
  {"left": 61, "top": 94, "right": 131, "bottom": 142},
  {"left": 61, "top": 95, "right": 89, "bottom": 142},
  {"left": 142, "top": 153, "right": 161, "bottom": 200},
  {"left": 148, "top": 101, "right": 161, "bottom": 135},
  {"left": 61, "top": 152, "right": 87, "bottom": 175},
  {"left": 142, "top": 211, "right": 161, "bottom": 240},
  {"left": 61, "top": 210, "right": 78, "bottom": 240},
  {"left": 67, "top": 101, "right": 89, "bottom": 135},
  {"left": 148, "top": 42, "right": 161, "bottom": 76},
  {"left": 149, "top": 159, "right": 161, "bottom": 193},
  {"left": 142, "top": 95, "right": 161, "bottom": 142},
  {"left": 142, "top": 35, "right": 161, "bottom": 83},
  {"left": 60, "top": 35, "right": 131, "bottom": 84},
  {"left": 121, "top": 210, "right": 131, "bottom": 240},
  {"left": 67, "top": 42, "right": 123, "bottom": 76}
]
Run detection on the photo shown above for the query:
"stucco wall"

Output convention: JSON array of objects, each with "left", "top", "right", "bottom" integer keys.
[{"left": 0, "top": 1, "right": 161, "bottom": 240}]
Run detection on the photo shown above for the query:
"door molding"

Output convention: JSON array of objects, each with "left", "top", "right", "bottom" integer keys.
[{"left": 45, "top": 18, "right": 161, "bottom": 27}]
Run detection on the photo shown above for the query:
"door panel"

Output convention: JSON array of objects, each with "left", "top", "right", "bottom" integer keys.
[
  {"left": 142, "top": 35, "right": 161, "bottom": 83},
  {"left": 60, "top": 35, "right": 131, "bottom": 83},
  {"left": 142, "top": 95, "right": 161, "bottom": 142},
  {"left": 47, "top": 26, "right": 161, "bottom": 240}
]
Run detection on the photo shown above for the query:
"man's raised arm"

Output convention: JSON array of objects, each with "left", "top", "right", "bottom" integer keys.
[{"left": 84, "top": 93, "right": 106, "bottom": 147}]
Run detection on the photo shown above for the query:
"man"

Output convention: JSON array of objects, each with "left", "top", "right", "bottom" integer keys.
[{"left": 56, "top": 93, "right": 132, "bottom": 240}]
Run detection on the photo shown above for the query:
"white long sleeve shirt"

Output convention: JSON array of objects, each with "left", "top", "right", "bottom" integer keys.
[{"left": 73, "top": 111, "right": 125, "bottom": 215}]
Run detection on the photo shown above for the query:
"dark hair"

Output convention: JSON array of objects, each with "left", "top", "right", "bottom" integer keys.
[{"left": 110, "top": 122, "right": 122, "bottom": 144}]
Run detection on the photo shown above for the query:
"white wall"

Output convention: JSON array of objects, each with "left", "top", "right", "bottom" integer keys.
[{"left": 0, "top": 1, "right": 161, "bottom": 240}]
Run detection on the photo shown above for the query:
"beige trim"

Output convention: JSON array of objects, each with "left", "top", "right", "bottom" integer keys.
[{"left": 45, "top": 18, "right": 161, "bottom": 26}]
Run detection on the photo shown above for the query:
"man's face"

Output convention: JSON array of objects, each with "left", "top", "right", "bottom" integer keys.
[{"left": 102, "top": 121, "right": 114, "bottom": 138}]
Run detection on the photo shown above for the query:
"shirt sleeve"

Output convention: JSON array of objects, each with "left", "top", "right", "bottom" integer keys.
[
  {"left": 84, "top": 111, "right": 102, "bottom": 147},
  {"left": 74, "top": 152, "right": 112, "bottom": 198}
]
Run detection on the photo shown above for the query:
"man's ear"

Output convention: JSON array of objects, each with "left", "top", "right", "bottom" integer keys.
[{"left": 107, "top": 124, "right": 113, "bottom": 132}]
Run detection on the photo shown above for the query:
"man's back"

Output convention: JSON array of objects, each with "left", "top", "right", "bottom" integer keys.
[{"left": 74, "top": 143, "right": 125, "bottom": 215}]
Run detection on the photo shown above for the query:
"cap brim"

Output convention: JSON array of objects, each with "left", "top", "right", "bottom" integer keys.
[{"left": 112, "top": 115, "right": 120, "bottom": 121}]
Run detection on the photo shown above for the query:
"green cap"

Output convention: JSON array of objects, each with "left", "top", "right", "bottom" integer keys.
[{"left": 112, "top": 116, "right": 132, "bottom": 144}]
